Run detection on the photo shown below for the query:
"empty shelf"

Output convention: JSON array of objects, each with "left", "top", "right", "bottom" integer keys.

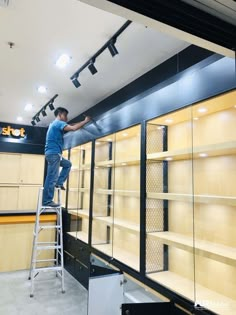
[
  {"left": 147, "top": 192, "right": 236, "bottom": 206},
  {"left": 148, "top": 232, "right": 236, "bottom": 266},
  {"left": 148, "top": 271, "right": 236, "bottom": 315},
  {"left": 147, "top": 141, "right": 236, "bottom": 161}
]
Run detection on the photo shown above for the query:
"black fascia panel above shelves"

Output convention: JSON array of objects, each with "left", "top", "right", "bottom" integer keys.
[
  {"left": 64, "top": 45, "right": 235, "bottom": 150},
  {"left": 107, "top": 0, "right": 236, "bottom": 51}
]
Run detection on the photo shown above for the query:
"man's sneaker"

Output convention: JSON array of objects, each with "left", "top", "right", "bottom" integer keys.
[
  {"left": 43, "top": 201, "right": 60, "bottom": 208},
  {"left": 55, "top": 185, "right": 66, "bottom": 191}
]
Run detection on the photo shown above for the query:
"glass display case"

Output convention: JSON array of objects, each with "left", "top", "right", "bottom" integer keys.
[
  {"left": 60, "top": 149, "right": 69, "bottom": 208},
  {"left": 145, "top": 90, "right": 236, "bottom": 315},
  {"left": 92, "top": 125, "right": 141, "bottom": 270},
  {"left": 67, "top": 142, "right": 92, "bottom": 244}
]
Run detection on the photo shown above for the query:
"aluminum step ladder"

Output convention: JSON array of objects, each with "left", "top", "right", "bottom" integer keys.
[{"left": 28, "top": 187, "right": 65, "bottom": 297}]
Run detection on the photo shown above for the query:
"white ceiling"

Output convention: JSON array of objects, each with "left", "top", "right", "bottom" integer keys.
[{"left": 0, "top": 0, "right": 189, "bottom": 127}]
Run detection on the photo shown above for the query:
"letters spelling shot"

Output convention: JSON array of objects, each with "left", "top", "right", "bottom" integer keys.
[{"left": 1, "top": 126, "right": 26, "bottom": 138}]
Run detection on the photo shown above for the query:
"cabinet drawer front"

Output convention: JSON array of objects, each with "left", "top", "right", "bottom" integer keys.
[
  {"left": 74, "top": 239, "right": 90, "bottom": 267},
  {"left": 64, "top": 234, "right": 90, "bottom": 267},
  {"left": 74, "top": 259, "right": 89, "bottom": 289},
  {"left": 64, "top": 233, "right": 78, "bottom": 255},
  {"left": 64, "top": 251, "right": 75, "bottom": 275}
]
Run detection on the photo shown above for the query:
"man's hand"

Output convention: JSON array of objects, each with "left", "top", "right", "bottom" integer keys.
[
  {"left": 84, "top": 116, "right": 91, "bottom": 123},
  {"left": 64, "top": 116, "right": 91, "bottom": 132}
]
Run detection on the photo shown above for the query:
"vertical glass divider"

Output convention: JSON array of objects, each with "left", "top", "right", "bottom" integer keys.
[
  {"left": 65, "top": 148, "right": 70, "bottom": 211},
  {"left": 140, "top": 120, "right": 147, "bottom": 277},
  {"left": 88, "top": 140, "right": 95, "bottom": 247},
  {"left": 163, "top": 126, "right": 168, "bottom": 271}
]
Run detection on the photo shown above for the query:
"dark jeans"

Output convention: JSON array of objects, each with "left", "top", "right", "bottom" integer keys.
[{"left": 42, "top": 154, "right": 71, "bottom": 205}]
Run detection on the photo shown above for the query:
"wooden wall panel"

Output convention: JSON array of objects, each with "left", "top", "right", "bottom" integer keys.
[
  {"left": 0, "top": 221, "right": 55, "bottom": 272},
  {"left": 0, "top": 154, "right": 21, "bottom": 183}
]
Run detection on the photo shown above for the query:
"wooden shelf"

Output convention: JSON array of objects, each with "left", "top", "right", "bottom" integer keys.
[
  {"left": 93, "top": 243, "right": 139, "bottom": 270},
  {"left": 147, "top": 192, "right": 236, "bottom": 206},
  {"left": 67, "top": 231, "right": 88, "bottom": 244},
  {"left": 148, "top": 271, "right": 236, "bottom": 315},
  {"left": 68, "top": 209, "right": 89, "bottom": 218},
  {"left": 79, "top": 188, "right": 90, "bottom": 193},
  {"left": 147, "top": 140, "right": 236, "bottom": 161},
  {"left": 81, "top": 163, "right": 91, "bottom": 170},
  {"left": 94, "top": 189, "right": 140, "bottom": 197},
  {"left": 95, "top": 157, "right": 140, "bottom": 168},
  {"left": 95, "top": 160, "right": 114, "bottom": 167},
  {"left": 68, "top": 187, "right": 89, "bottom": 193},
  {"left": 148, "top": 232, "right": 236, "bottom": 267},
  {"left": 94, "top": 189, "right": 113, "bottom": 195},
  {"left": 71, "top": 164, "right": 91, "bottom": 171},
  {"left": 93, "top": 216, "right": 140, "bottom": 234}
]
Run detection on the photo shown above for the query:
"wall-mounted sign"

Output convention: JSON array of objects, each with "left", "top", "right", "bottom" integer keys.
[{"left": 0, "top": 126, "right": 26, "bottom": 138}]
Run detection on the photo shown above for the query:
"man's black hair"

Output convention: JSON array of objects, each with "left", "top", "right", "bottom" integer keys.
[{"left": 54, "top": 107, "right": 69, "bottom": 117}]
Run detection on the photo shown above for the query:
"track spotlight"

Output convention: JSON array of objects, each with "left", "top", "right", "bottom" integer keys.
[
  {"left": 108, "top": 41, "right": 119, "bottom": 57},
  {"left": 31, "top": 94, "right": 58, "bottom": 125},
  {"left": 70, "top": 21, "right": 131, "bottom": 89},
  {"left": 49, "top": 102, "right": 55, "bottom": 110},
  {"left": 41, "top": 109, "right": 47, "bottom": 117},
  {"left": 88, "top": 61, "right": 98, "bottom": 75},
  {"left": 72, "top": 76, "right": 81, "bottom": 88}
]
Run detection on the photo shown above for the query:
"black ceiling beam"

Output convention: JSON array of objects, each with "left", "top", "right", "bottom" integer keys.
[{"left": 107, "top": 0, "right": 236, "bottom": 51}]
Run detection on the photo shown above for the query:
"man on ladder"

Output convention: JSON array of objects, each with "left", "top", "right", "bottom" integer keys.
[
  {"left": 29, "top": 107, "right": 90, "bottom": 297},
  {"left": 43, "top": 107, "right": 90, "bottom": 207}
]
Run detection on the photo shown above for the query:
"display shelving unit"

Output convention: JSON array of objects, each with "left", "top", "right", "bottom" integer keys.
[
  {"left": 92, "top": 125, "right": 141, "bottom": 271},
  {"left": 145, "top": 90, "right": 236, "bottom": 315},
  {"left": 67, "top": 142, "right": 92, "bottom": 244}
]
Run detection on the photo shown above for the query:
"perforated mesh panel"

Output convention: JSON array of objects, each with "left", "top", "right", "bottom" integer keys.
[
  {"left": 146, "top": 162, "right": 163, "bottom": 192},
  {"left": 146, "top": 199, "right": 164, "bottom": 233},
  {"left": 145, "top": 122, "right": 167, "bottom": 273},
  {"left": 146, "top": 237, "right": 164, "bottom": 273},
  {"left": 146, "top": 124, "right": 165, "bottom": 154}
]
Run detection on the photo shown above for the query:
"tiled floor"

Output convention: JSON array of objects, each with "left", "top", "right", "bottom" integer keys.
[{"left": 0, "top": 269, "right": 87, "bottom": 315}]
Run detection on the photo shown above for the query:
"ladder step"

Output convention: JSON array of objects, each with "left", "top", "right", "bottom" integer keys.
[
  {"left": 35, "top": 242, "right": 57, "bottom": 245},
  {"left": 40, "top": 206, "right": 61, "bottom": 211},
  {"left": 36, "top": 245, "right": 62, "bottom": 250},
  {"left": 33, "top": 259, "right": 57, "bottom": 263},
  {"left": 39, "top": 225, "right": 61, "bottom": 229},
  {"left": 34, "top": 266, "right": 63, "bottom": 272}
]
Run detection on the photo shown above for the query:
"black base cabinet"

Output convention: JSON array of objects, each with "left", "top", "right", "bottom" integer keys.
[{"left": 63, "top": 233, "right": 90, "bottom": 289}]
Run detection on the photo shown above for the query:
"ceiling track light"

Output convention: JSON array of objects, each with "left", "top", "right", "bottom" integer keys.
[
  {"left": 72, "top": 76, "right": 81, "bottom": 88},
  {"left": 70, "top": 20, "right": 131, "bottom": 89},
  {"left": 31, "top": 94, "right": 58, "bottom": 125},
  {"left": 88, "top": 60, "right": 98, "bottom": 75},
  {"left": 49, "top": 102, "right": 55, "bottom": 110},
  {"left": 108, "top": 41, "right": 119, "bottom": 57},
  {"left": 41, "top": 108, "right": 47, "bottom": 116}
]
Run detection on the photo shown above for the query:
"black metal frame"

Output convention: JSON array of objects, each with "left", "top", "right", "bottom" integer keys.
[
  {"left": 140, "top": 121, "right": 146, "bottom": 277},
  {"left": 163, "top": 126, "right": 169, "bottom": 271}
]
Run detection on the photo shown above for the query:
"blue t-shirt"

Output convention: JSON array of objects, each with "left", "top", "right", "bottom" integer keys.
[{"left": 45, "top": 120, "right": 68, "bottom": 155}]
